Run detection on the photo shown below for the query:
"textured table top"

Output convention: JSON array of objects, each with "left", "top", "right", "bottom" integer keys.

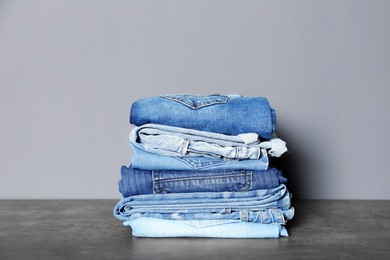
[{"left": 1, "top": 200, "right": 389, "bottom": 260}]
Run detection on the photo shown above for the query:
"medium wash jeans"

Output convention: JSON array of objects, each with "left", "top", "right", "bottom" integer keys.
[
  {"left": 124, "top": 218, "right": 289, "bottom": 238},
  {"left": 130, "top": 94, "right": 276, "bottom": 139},
  {"left": 119, "top": 165, "right": 287, "bottom": 197},
  {"left": 130, "top": 124, "right": 287, "bottom": 159},
  {"left": 113, "top": 184, "right": 294, "bottom": 224},
  {"left": 130, "top": 143, "right": 270, "bottom": 171}
]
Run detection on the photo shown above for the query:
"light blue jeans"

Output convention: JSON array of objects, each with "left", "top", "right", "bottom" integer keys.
[
  {"left": 130, "top": 124, "right": 287, "bottom": 159},
  {"left": 130, "top": 94, "right": 276, "bottom": 139},
  {"left": 113, "top": 184, "right": 294, "bottom": 224},
  {"left": 124, "top": 218, "right": 289, "bottom": 238},
  {"left": 130, "top": 143, "right": 270, "bottom": 171},
  {"left": 119, "top": 165, "right": 287, "bottom": 196}
]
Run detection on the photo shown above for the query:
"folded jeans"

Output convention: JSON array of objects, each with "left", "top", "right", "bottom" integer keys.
[
  {"left": 130, "top": 94, "right": 276, "bottom": 139},
  {"left": 113, "top": 184, "right": 294, "bottom": 224},
  {"left": 130, "top": 123, "right": 287, "bottom": 159},
  {"left": 130, "top": 143, "right": 270, "bottom": 171},
  {"left": 119, "top": 165, "right": 287, "bottom": 196},
  {"left": 124, "top": 218, "right": 289, "bottom": 238}
]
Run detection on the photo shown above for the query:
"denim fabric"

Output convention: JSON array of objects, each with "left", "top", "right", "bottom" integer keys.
[
  {"left": 130, "top": 143, "right": 270, "bottom": 171},
  {"left": 130, "top": 94, "right": 276, "bottom": 139},
  {"left": 113, "top": 184, "right": 294, "bottom": 224},
  {"left": 119, "top": 165, "right": 287, "bottom": 197},
  {"left": 130, "top": 124, "right": 287, "bottom": 159},
  {"left": 124, "top": 218, "right": 289, "bottom": 238}
]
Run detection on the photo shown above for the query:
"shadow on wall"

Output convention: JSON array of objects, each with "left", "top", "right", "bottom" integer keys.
[{"left": 269, "top": 123, "right": 317, "bottom": 200}]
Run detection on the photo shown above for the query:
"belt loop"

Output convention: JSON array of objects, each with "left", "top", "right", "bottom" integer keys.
[
  {"left": 180, "top": 139, "right": 190, "bottom": 155},
  {"left": 240, "top": 209, "right": 249, "bottom": 222}
]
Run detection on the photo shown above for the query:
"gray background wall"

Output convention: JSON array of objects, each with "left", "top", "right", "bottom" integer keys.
[{"left": 1, "top": 0, "right": 389, "bottom": 200}]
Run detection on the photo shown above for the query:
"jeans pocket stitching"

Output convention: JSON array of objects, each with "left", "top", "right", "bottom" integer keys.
[
  {"left": 175, "top": 156, "right": 228, "bottom": 169},
  {"left": 160, "top": 94, "right": 229, "bottom": 110}
]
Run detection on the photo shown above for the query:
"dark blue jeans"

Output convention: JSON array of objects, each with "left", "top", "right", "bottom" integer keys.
[{"left": 118, "top": 165, "right": 287, "bottom": 197}]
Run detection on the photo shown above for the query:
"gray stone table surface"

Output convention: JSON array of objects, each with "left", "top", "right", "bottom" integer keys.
[{"left": 1, "top": 200, "right": 389, "bottom": 260}]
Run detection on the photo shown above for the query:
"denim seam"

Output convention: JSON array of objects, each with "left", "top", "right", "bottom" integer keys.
[
  {"left": 238, "top": 171, "right": 252, "bottom": 191},
  {"left": 152, "top": 171, "right": 162, "bottom": 194},
  {"left": 247, "top": 171, "right": 253, "bottom": 191},
  {"left": 175, "top": 157, "right": 226, "bottom": 169},
  {"left": 155, "top": 172, "right": 248, "bottom": 183},
  {"left": 160, "top": 94, "right": 229, "bottom": 109}
]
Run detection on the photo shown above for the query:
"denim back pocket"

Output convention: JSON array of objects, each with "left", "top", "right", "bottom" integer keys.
[
  {"left": 153, "top": 170, "right": 252, "bottom": 194},
  {"left": 160, "top": 94, "right": 229, "bottom": 109},
  {"left": 174, "top": 156, "right": 229, "bottom": 169}
]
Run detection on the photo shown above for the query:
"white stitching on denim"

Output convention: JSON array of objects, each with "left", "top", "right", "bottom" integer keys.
[
  {"left": 160, "top": 94, "right": 229, "bottom": 109},
  {"left": 175, "top": 157, "right": 226, "bottom": 168},
  {"left": 156, "top": 172, "right": 246, "bottom": 183},
  {"left": 248, "top": 171, "right": 253, "bottom": 190},
  {"left": 241, "top": 171, "right": 252, "bottom": 191}
]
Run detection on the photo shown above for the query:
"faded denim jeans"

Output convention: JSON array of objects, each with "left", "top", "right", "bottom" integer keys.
[
  {"left": 124, "top": 218, "right": 289, "bottom": 238},
  {"left": 130, "top": 143, "right": 270, "bottom": 171},
  {"left": 130, "top": 123, "right": 287, "bottom": 159},
  {"left": 130, "top": 94, "right": 276, "bottom": 139},
  {"left": 113, "top": 184, "right": 294, "bottom": 224},
  {"left": 119, "top": 165, "right": 287, "bottom": 197}
]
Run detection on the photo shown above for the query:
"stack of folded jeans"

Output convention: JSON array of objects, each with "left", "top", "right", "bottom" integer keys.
[{"left": 113, "top": 94, "right": 294, "bottom": 238}]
